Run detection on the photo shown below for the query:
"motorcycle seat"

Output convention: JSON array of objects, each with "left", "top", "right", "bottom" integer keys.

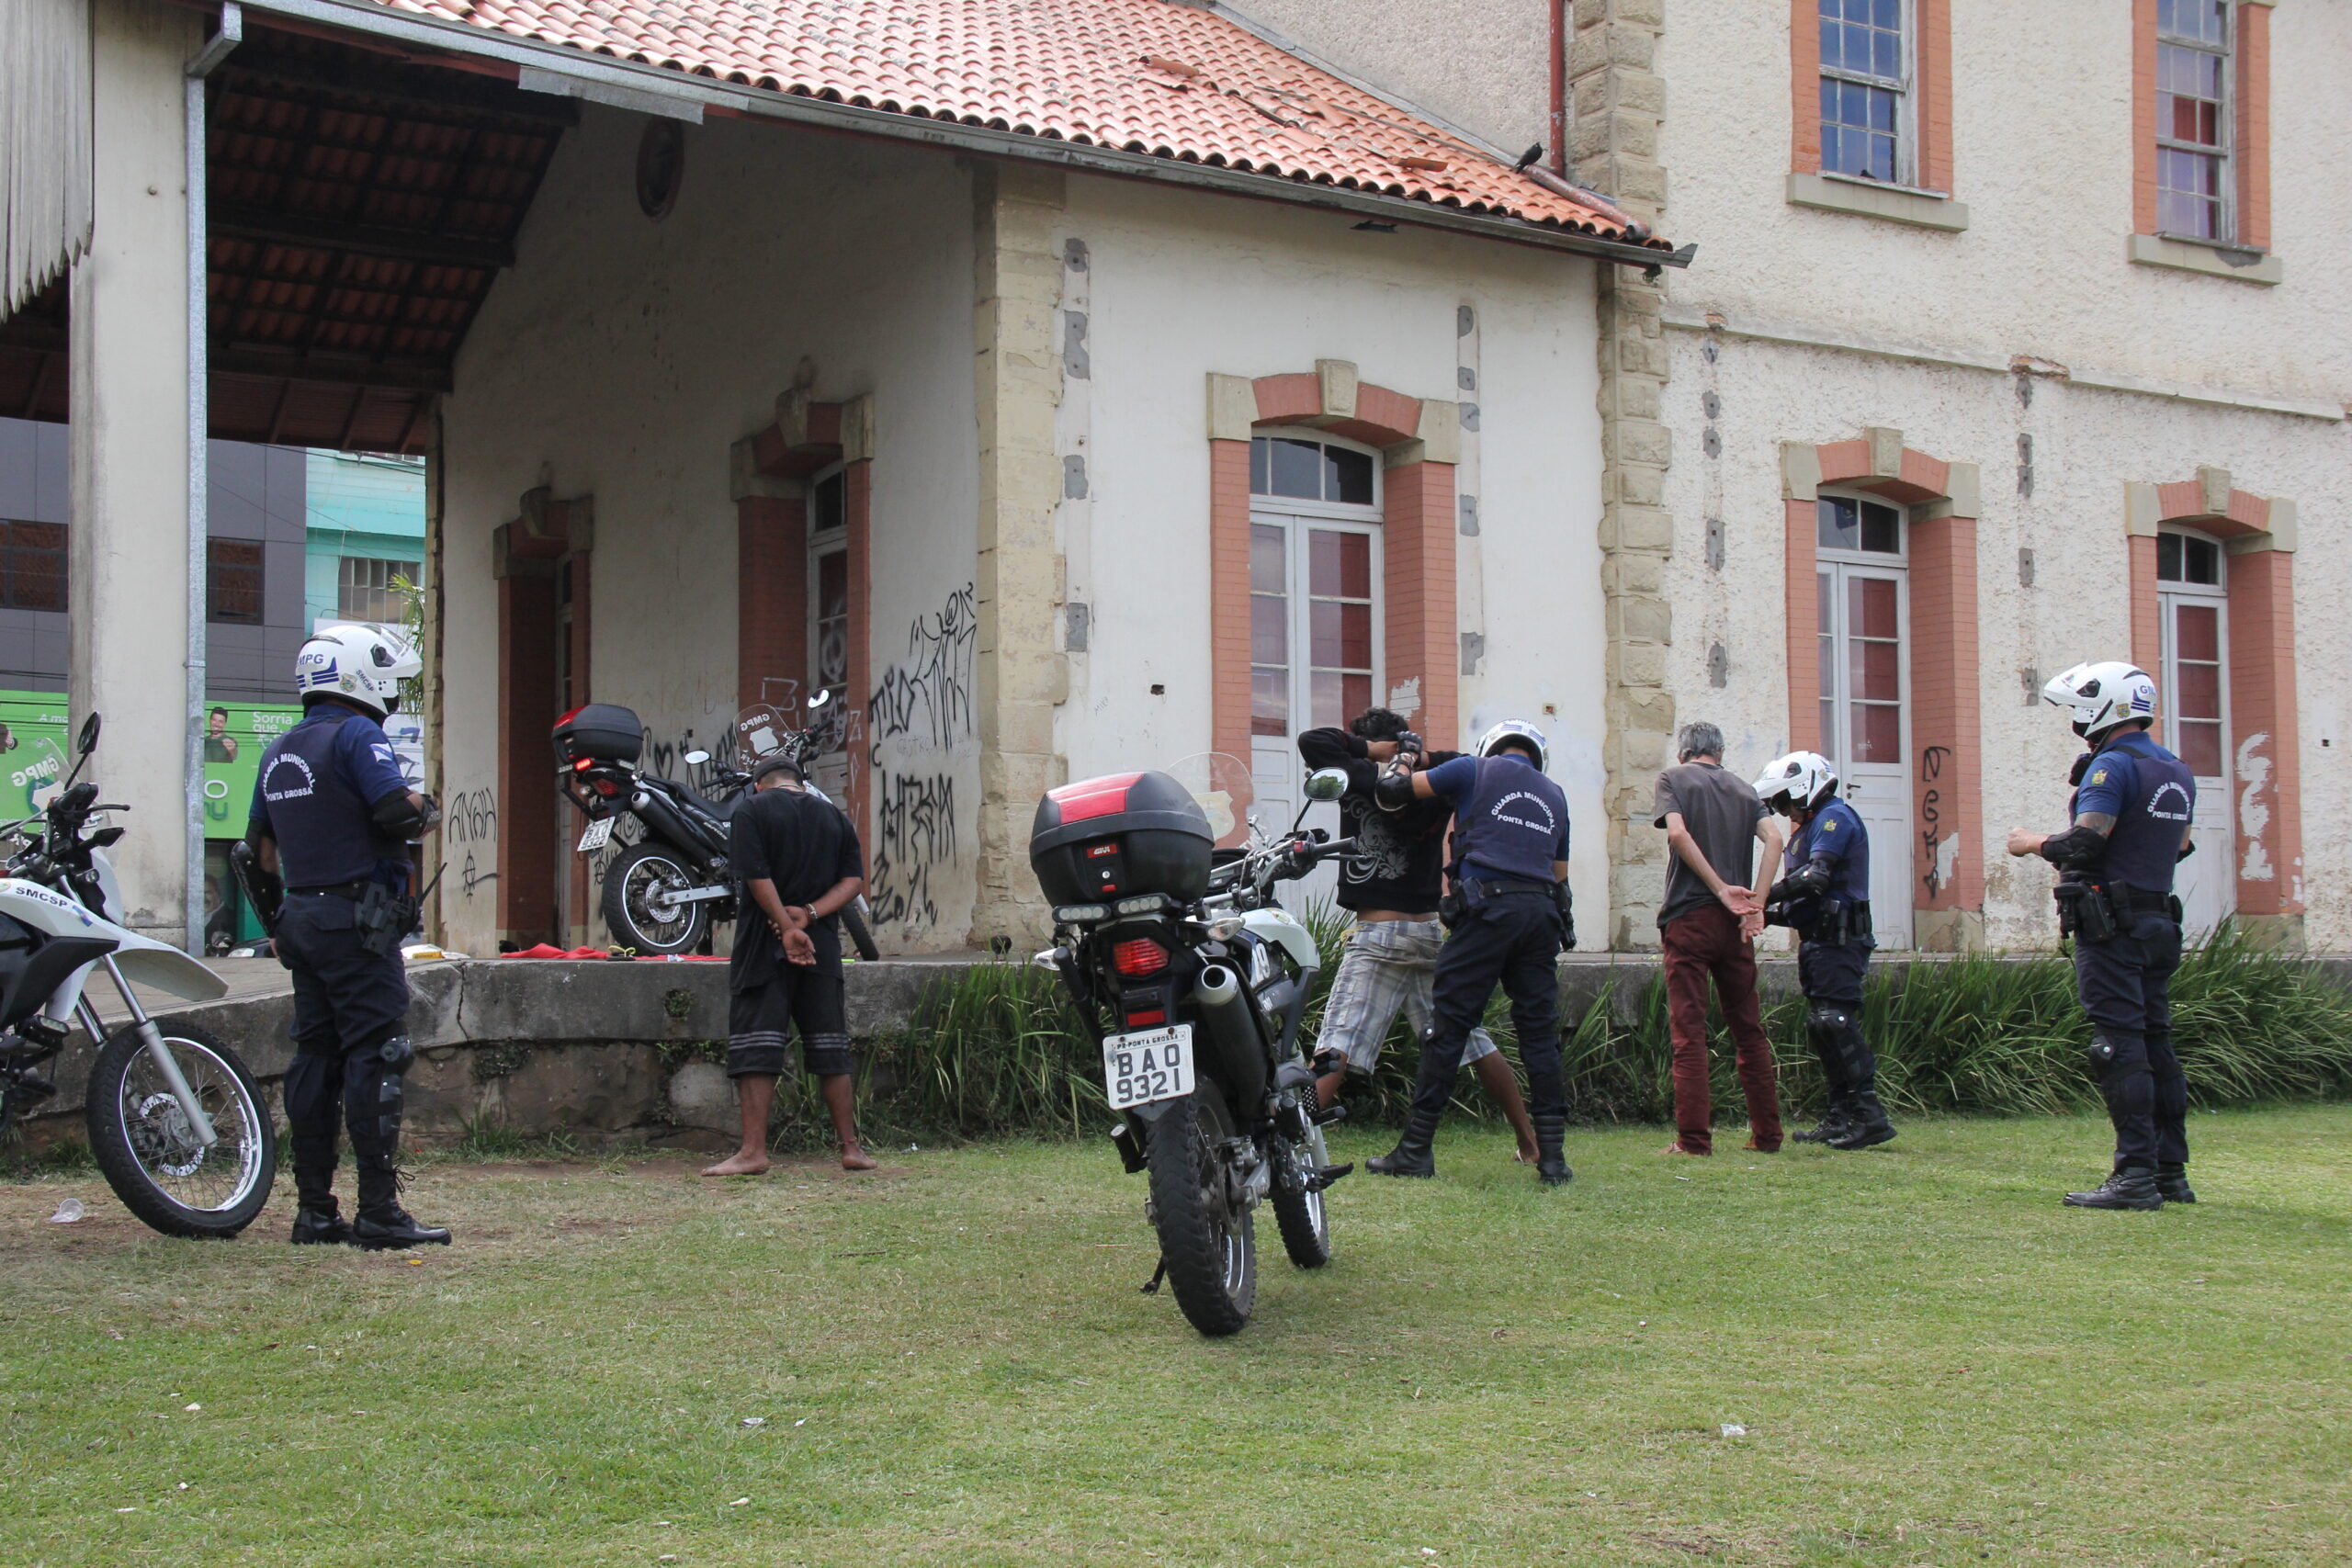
[{"left": 649, "top": 777, "right": 741, "bottom": 824}]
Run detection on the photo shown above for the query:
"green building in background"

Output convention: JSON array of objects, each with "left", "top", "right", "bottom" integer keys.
[{"left": 0, "top": 425, "right": 425, "bottom": 947}]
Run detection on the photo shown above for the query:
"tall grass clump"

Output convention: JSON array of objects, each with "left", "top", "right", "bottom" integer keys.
[{"left": 771, "top": 919, "right": 2352, "bottom": 1145}]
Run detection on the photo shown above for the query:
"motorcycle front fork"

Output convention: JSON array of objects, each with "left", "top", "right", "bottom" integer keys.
[{"left": 69, "top": 956, "right": 218, "bottom": 1146}]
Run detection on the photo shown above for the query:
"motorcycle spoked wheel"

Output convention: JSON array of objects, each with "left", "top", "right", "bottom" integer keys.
[
  {"left": 1270, "top": 1118, "right": 1334, "bottom": 1269},
  {"left": 602, "top": 843, "right": 710, "bottom": 956},
  {"left": 85, "top": 1023, "right": 277, "bottom": 1238},
  {"left": 1145, "top": 1082, "right": 1257, "bottom": 1337},
  {"left": 842, "top": 897, "right": 881, "bottom": 963}
]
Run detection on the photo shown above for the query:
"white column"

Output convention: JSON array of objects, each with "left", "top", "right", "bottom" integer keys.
[{"left": 67, "top": 0, "right": 199, "bottom": 940}]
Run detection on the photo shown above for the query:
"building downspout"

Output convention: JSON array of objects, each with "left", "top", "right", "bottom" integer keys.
[
  {"left": 1549, "top": 0, "right": 1567, "bottom": 175},
  {"left": 183, "top": 4, "right": 240, "bottom": 955}
]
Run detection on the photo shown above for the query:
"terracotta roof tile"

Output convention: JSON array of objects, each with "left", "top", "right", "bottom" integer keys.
[{"left": 364, "top": 0, "right": 1660, "bottom": 244}]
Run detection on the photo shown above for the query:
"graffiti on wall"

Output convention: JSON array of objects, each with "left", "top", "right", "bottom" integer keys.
[
  {"left": 865, "top": 584, "right": 975, "bottom": 929},
  {"left": 446, "top": 786, "right": 500, "bottom": 900},
  {"left": 1917, "top": 745, "right": 1954, "bottom": 902}
]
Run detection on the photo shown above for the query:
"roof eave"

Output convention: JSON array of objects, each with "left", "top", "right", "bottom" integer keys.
[{"left": 239, "top": 0, "right": 1690, "bottom": 270}]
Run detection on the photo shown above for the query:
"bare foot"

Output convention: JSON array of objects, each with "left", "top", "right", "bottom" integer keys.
[
  {"left": 700, "top": 1151, "right": 771, "bottom": 1177},
  {"left": 839, "top": 1146, "right": 878, "bottom": 1172},
  {"left": 1513, "top": 1141, "right": 1541, "bottom": 1164},
  {"left": 1659, "top": 1142, "right": 1708, "bottom": 1156}
]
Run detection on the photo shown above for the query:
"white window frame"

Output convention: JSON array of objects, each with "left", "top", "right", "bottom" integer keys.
[
  {"left": 1817, "top": 0, "right": 1916, "bottom": 188},
  {"left": 2154, "top": 0, "right": 2235, "bottom": 244},
  {"left": 1815, "top": 490, "right": 1914, "bottom": 946},
  {"left": 1247, "top": 429, "right": 1385, "bottom": 745},
  {"left": 2155, "top": 525, "right": 2230, "bottom": 783}
]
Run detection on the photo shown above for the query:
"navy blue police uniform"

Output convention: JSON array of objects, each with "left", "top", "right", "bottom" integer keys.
[
  {"left": 1770, "top": 796, "right": 1892, "bottom": 1143},
  {"left": 2064, "top": 729, "right": 2198, "bottom": 1177},
  {"left": 1400, "top": 752, "right": 1571, "bottom": 1150},
  {"left": 247, "top": 702, "right": 418, "bottom": 1231}
]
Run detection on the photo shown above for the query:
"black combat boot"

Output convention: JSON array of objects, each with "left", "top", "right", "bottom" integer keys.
[
  {"left": 1791, "top": 1100, "right": 1854, "bottom": 1145},
  {"left": 1532, "top": 1112, "right": 1572, "bottom": 1187},
  {"left": 2155, "top": 1162, "right": 2197, "bottom": 1204},
  {"left": 2063, "top": 1165, "right": 2164, "bottom": 1211},
  {"left": 1367, "top": 1107, "right": 1439, "bottom": 1178},
  {"left": 288, "top": 1122, "right": 349, "bottom": 1245},
  {"left": 1826, "top": 1091, "right": 1896, "bottom": 1150},
  {"left": 348, "top": 1068, "right": 450, "bottom": 1249}
]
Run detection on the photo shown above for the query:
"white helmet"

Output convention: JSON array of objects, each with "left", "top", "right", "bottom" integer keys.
[
  {"left": 296, "top": 625, "right": 420, "bottom": 716},
  {"left": 2041, "top": 660, "right": 2156, "bottom": 740},
  {"left": 1753, "top": 750, "right": 1838, "bottom": 813},
  {"left": 1476, "top": 719, "right": 1550, "bottom": 772}
]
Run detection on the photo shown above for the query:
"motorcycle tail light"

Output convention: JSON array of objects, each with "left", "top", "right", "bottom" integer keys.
[
  {"left": 1125, "top": 1008, "right": 1167, "bottom": 1029},
  {"left": 592, "top": 778, "right": 619, "bottom": 797},
  {"left": 573, "top": 757, "right": 593, "bottom": 772},
  {"left": 1112, "top": 937, "right": 1169, "bottom": 976}
]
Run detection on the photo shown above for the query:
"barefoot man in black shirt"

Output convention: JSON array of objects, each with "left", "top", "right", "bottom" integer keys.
[
  {"left": 1299, "top": 709, "right": 1541, "bottom": 1160},
  {"left": 702, "top": 754, "right": 875, "bottom": 1176}
]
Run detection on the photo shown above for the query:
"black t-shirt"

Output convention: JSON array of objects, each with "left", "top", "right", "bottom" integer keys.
[
  {"left": 728, "top": 784, "right": 865, "bottom": 989},
  {"left": 1296, "top": 728, "right": 1464, "bottom": 916}
]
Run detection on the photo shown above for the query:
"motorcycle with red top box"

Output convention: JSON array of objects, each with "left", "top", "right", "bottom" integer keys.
[{"left": 1031, "top": 754, "right": 1356, "bottom": 1337}]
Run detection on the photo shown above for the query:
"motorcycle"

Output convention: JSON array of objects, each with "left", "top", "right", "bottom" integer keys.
[
  {"left": 1030, "top": 757, "right": 1357, "bottom": 1337},
  {"left": 0, "top": 714, "right": 277, "bottom": 1236},
  {"left": 552, "top": 694, "right": 880, "bottom": 961}
]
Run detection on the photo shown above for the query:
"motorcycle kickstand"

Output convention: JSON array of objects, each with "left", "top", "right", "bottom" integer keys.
[{"left": 1140, "top": 1256, "right": 1168, "bottom": 1295}]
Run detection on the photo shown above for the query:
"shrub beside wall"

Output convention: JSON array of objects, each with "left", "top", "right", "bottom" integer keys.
[{"left": 775, "top": 926, "right": 2352, "bottom": 1146}]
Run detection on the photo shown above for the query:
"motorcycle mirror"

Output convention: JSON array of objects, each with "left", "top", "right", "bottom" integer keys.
[
  {"left": 76, "top": 713, "right": 100, "bottom": 756},
  {"left": 806, "top": 688, "right": 832, "bottom": 712},
  {"left": 684, "top": 750, "right": 711, "bottom": 766},
  {"left": 1303, "top": 767, "right": 1349, "bottom": 802}
]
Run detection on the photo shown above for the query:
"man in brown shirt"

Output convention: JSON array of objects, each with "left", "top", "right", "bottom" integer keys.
[{"left": 1651, "top": 722, "right": 1784, "bottom": 1156}]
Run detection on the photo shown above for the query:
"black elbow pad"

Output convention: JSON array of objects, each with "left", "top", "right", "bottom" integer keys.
[
  {"left": 371, "top": 790, "right": 428, "bottom": 837},
  {"left": 2038, "top": 824, "right": 2109, "bottom": 871},
  {"left": 1372, "top": 763, "right": 1417, "bottom": 811}
]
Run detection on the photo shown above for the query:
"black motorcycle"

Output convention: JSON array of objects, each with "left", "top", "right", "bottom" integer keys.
[
  {"left": 1031, "top": 761, "right": 1355, "bottom": 1337},
  {"left": 552, "top": 696, "right": 879, "bottom": 961}
]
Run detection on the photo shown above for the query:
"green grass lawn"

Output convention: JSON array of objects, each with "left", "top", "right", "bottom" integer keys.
[{"left": 5, "top": 1107, "right": 2349, "bottom": 1567}]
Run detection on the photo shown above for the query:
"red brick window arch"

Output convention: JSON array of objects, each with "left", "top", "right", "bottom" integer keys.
[
  {"left": 2127, "top": 470, "right": 2301, "bottom": 938},
  {"left": 1781, "top": 431, "right": 1982, "bottom": 950},
  {"left": 1206, "top": 367, "right": 1460, "bottom": 811}
]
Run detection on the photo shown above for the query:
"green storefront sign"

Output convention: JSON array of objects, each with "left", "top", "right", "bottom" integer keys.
[{"left": 0, "top": 691, "right": 301, "bottom": 834}]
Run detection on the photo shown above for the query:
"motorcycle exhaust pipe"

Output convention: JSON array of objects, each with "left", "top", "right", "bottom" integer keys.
[{"left": 1191, "top": 964, "right": 1268, "bottom": 1108}]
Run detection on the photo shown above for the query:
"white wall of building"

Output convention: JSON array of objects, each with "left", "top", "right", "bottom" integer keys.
[
  {"left": 433, "top": 108, "right": 979, "bottom": 957},
  {"left": 1229, "top": 0, "right": 1551, "bottom": 155},
  {"left": 1060, "top": 175, "right": 1611, "bottom": 922},
  {"left": 1655, "top": 0, "right": 2352, "bottom": 949}
]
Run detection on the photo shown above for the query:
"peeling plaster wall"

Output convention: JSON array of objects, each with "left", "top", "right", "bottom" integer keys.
[
  {"left": 1657, "top": 0, "right": 2352, "bottom": 400},
  {"left": 1060, "top": 175, "right": 1610, "bottom": 923},
  {"left": 434, "top": 109, "right": 979, "bottom": 958},
  {"left": 1656, "top": 0, "right": 2352, "bottom": 950},
  {"left": 1662, "top": 331, "right": 2350, "bottom": 951}
]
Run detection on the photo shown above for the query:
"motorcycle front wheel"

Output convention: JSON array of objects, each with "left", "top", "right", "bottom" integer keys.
[
  {"left": 85, "top": 1023, "right": 277, "bottom": 1238},
  {"left": 842, "top": 897, "right": 881, "bottom": 962},
  {"left": 1146, "top": 1083, "right": 1257, "bottom": 1337},
  {"left": 602, "top": 843, "right": 710, "bottom": 956}
]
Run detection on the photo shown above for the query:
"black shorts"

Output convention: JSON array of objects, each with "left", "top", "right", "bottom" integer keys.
[{"left": 727, "top": 958, "right": 851, "bottom": 1078}]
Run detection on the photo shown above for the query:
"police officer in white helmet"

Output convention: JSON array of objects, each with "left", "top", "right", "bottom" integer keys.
[
  {"left": 242, "top": 626, "right": 447, "bottom": 1248},
  {"left": 1366, "top": 719, "right": 1575, "bottom": 1186},
  {"left": 1754, "top": 750, "right": 1894, "bottom": 1149},
  {"left": 2007, "top": 660, "right": 2199, "bottom": 1211}
]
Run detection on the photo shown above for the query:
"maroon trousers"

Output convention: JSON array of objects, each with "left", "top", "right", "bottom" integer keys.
[{"left": 1660, "top": 904, "right": 1782, "bottom": 1154}]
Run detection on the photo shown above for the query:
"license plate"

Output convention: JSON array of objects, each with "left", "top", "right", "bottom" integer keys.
[
  {"left": 1102, "top": 1023, "right": 1194, "bottom": 1111},
  {"left": 576, "top": 818, "right": 615, "bottom": 853}
]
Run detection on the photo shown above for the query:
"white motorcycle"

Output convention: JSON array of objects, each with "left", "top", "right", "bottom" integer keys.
[{"left": 0, "top": 714, "right": 276, "bottom": 1236}]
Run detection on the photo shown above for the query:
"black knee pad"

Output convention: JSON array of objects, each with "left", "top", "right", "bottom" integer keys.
[{"left": 344, "top": 1059, "right": 405, "bottom": 1147}]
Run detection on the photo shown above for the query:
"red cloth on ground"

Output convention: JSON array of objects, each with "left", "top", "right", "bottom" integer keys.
[{"left": 1659, "top": 903, "right": 1782, "bottom": 1155}]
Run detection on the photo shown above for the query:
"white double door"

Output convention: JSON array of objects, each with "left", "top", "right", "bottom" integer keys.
[{"left": 1816, "top": 559, "right": 1915, "bottom": 948}]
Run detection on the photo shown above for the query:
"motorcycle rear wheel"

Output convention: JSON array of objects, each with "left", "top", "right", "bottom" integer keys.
[
  {"left": 1146, "top": 1084, "right": 1256, "bottom": 1337},
  {"left": 603, "top": 843, "right": 710, "bottom": 956},
  {"left": 85, "top": 1023, "right": 276, "bottom": 1238},
  {"left": 1271, "top": 1121, "right": 1334, "bottom": 1269}
]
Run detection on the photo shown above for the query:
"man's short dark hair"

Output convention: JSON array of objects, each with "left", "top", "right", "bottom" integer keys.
[
  {"left": 752, "top": 754, "right": 805, "bottom": 784},
  {"left": 209, "top": 706, "right": 228, "bottom": 720},
  {"left": 1350, "top": 707, "right": 1410, "bottom": 742}
]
